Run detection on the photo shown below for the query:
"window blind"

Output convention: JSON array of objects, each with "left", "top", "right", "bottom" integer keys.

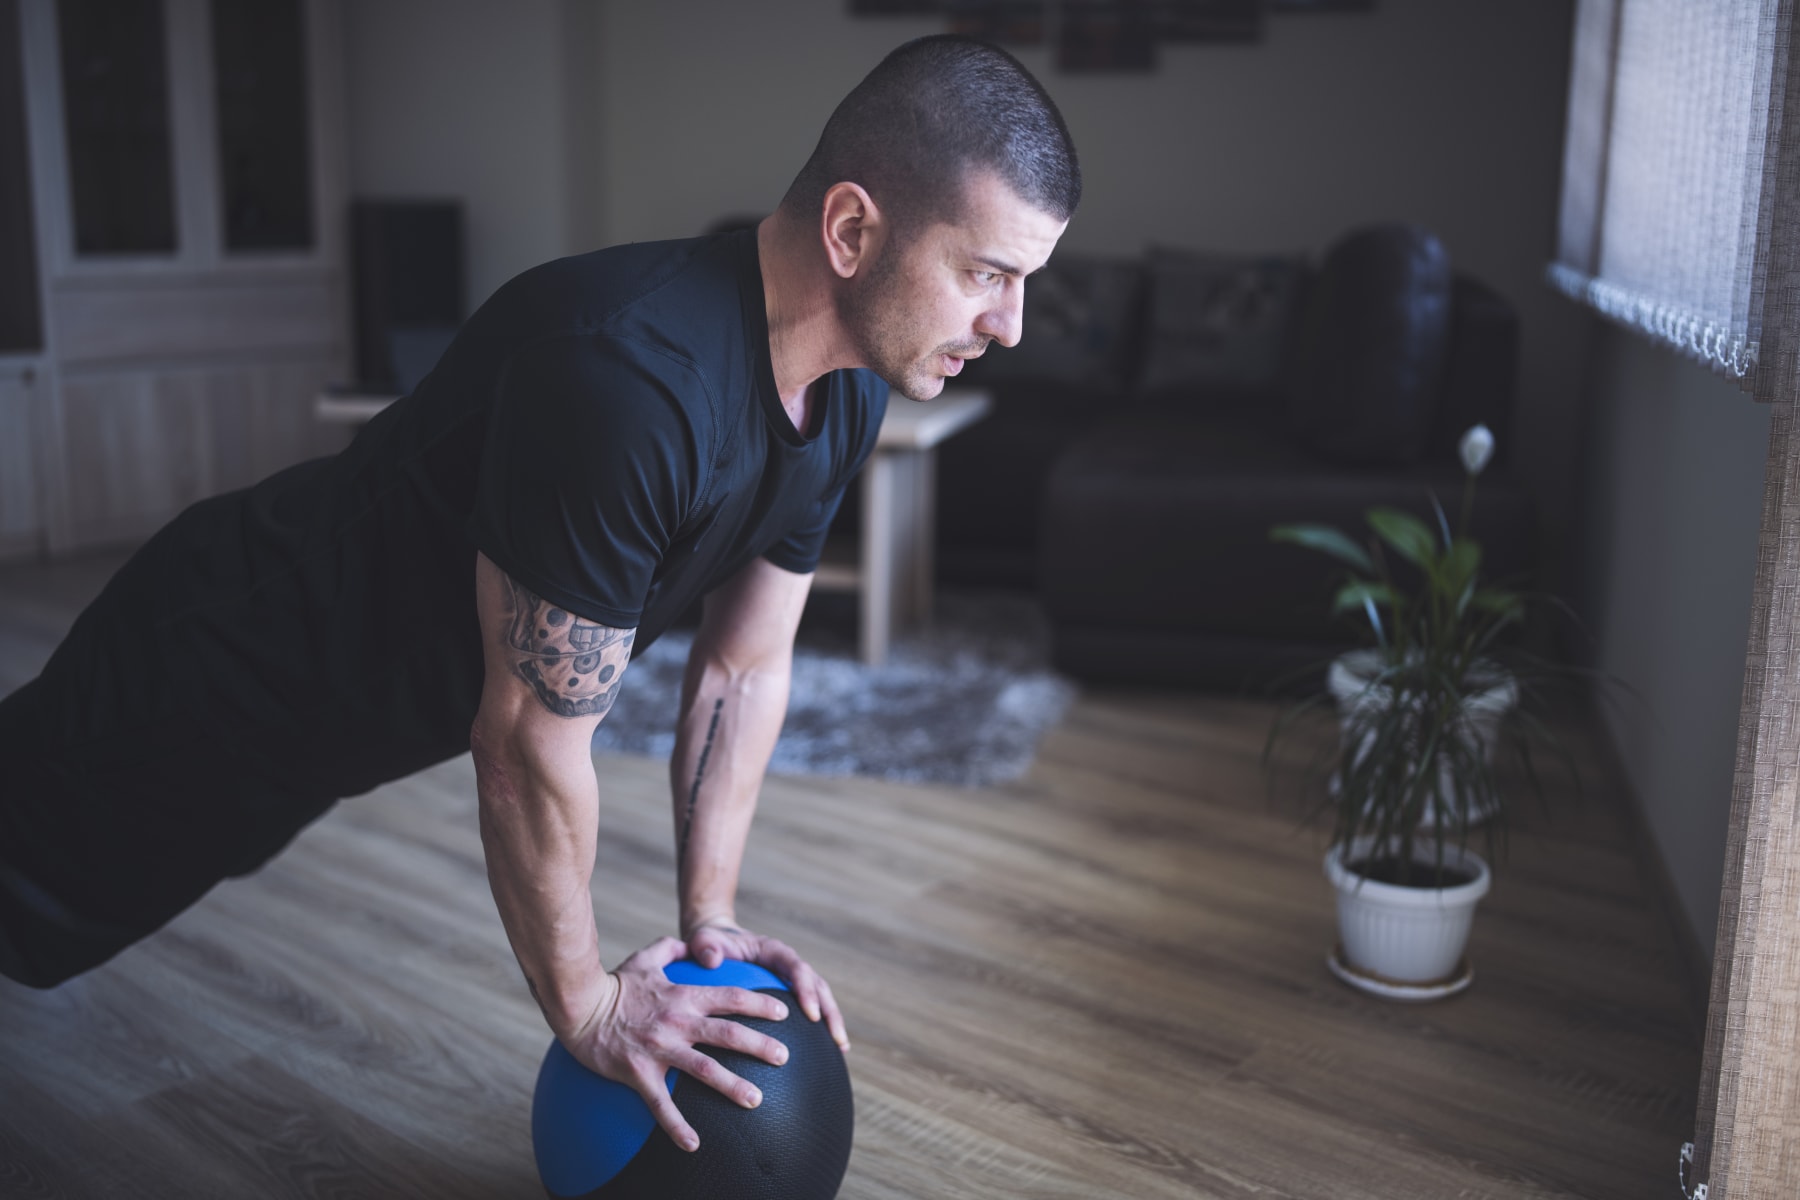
[{"left": 1550, "top": 0, "right": 1800, "bottom": 398}]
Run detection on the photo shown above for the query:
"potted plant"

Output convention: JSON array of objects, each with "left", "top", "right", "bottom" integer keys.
[{"left": 1264, "top": 425, "right": 1570, "bottom": 1001}]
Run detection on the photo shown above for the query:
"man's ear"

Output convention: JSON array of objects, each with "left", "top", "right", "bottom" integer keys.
[{"left": 820, "top": 181, "right": 885, "bottom": 280}]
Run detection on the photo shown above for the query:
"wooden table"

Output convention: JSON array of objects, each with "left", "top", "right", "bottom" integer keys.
[{"left": 315, "top": 386, "right": 991, "bottom": 666}]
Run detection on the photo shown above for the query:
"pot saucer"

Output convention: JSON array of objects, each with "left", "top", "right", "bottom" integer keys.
[{"left": 1326, "top": 942, "right": 1473, "bottom": 1002}]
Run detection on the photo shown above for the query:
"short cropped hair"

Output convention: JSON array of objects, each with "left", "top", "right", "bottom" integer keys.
[{"left": 781, "top": 35, "right": 1081, "bottom": 233}]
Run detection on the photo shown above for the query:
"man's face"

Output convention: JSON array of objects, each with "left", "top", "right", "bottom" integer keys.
[{"left": 840, "top": 173, "right": 1068, "bottom": 402}]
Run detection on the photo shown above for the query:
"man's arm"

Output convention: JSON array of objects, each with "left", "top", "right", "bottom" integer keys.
[
  {"left": 468, "top": 551, "right": 788, "bottom": 1152},
  {"left": 470, "top": 551, "right": 630, "bottom": 1036},
  {"left": 670, "top": 555, "right": 849, "bottom": 1048}
]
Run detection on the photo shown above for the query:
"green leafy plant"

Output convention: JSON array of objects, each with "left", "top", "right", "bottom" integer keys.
[{"left": 1262, "top": 426, "right": 1576, "bottom": 888}]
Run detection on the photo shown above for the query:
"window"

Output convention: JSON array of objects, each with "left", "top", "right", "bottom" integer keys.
[
  {"left": 56, "top": 0, "right": 177, "bottom": 255},
  {"left": 0, "top": 0, "right": 41, "bottom": 351},
  {"left": 1550, "top": 0, "right": 1800, "bottom": 402},
  {"left": 210, "top": 0, "right": 313, "bottom": 252}
]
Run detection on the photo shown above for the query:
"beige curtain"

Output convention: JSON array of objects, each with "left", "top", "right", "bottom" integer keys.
[{"left": 1551, "top": 0, "right": 1798, "bottom": 397}]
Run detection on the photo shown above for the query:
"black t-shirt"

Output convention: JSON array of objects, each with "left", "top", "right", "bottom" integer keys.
[
  {"left": 463, "top": 233, "right": 884, "bottom": 632},
  {"left": 52, "top": 230, "right": 886, "bottom": 802}
]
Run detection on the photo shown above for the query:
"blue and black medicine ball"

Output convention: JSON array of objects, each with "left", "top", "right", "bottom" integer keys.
[{"left": 531, "top": 959, "right": 854, "bottom": 1200}]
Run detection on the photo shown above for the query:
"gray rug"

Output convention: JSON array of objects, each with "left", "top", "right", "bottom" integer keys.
[{"left": 592, "top": 591, "right": 1077, "bottom": 786}]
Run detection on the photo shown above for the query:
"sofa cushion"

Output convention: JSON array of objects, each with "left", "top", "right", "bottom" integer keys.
[
  {"left": 1038, "top": 415, "right": 1535, "bottom": 643},
  {"left": 1285, "top": 223, "right": 1452, "bottom": 468},
  {"left": 1138, "top": 246, "right": 1308, "bottom": 407},
  {"left": 959, "top": 253, "right": 1145, "bottom": 415}
]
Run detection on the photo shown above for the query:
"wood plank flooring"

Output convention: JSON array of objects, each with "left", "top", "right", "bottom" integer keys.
[{"left": 0, "top": 550, "right": 1702, "bottom": 1198}]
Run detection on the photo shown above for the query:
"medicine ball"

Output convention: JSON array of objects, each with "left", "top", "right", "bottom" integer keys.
[{"left": 531, "top": 958, "right": 854, "bottom": 1200}]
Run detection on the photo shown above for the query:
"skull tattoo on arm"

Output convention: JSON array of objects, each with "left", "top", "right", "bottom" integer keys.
[{"left": 499, "top": 576, "right": 635, "bottom": 719}]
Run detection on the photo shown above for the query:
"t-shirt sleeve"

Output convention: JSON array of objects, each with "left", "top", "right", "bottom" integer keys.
[
  {"left": 466, "top": 336, "right": 702, "bottom": 627},
  {"left": 761, "top": 481, "right": 849, "bottom": 575}
]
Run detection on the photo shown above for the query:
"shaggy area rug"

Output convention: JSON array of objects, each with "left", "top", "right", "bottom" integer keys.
[{"left": 591, "top": 591, "right": 1077, "bottom": 786}]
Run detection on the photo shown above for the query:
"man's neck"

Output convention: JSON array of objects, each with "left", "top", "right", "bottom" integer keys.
[{"left": 757, "top": 214, "right": 860, "bottom": 433}]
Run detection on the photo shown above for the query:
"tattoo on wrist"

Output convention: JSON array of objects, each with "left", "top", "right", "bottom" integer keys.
[
  {"left": 500, "top": 577, "right": 633, "bottom": 718},
  {"left": 677, "top": 697, "right": 725, "bottom": 897}
]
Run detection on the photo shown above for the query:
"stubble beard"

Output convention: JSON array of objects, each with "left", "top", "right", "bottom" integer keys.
[{"left": 840, "top": 250, "right": 983, "bottom": 402}]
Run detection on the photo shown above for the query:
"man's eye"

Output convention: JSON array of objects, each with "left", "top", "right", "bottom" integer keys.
[{"left": 974, "top": 270, "right": 1000, "bottom": 285}]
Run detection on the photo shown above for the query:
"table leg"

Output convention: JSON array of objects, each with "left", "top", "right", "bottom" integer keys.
[
  {"left": 860, "top": 446, "right": 941, "bottom": 665},
  {"left": 911, "top": 447, "right": 936, "bottom": 624},
  {"left": 860, "top": 452, "right": 896, "bottom": 665}
]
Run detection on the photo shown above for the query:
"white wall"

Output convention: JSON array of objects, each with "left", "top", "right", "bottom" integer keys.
[
  {"left": 341, "top": 0, "right": 586, "bottom": 311},
  {"left": 592, "top": 0, "right": 1587, "bottom": 593},
  {"left": 1578, "top": 324, "right": 1770, "bottom": 964}
]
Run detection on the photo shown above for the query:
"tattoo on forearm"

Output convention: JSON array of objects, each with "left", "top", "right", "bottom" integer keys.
[
  {"left": 677, "top": 698, "right": 725, "bottom": 897},
  {"left": 500, "top": 577, "right": 633, "bottom": 718}
]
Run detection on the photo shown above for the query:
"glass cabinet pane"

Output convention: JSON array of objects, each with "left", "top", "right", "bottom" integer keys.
[
  {"left": 1, "top": 0, "right": 42, "bottom": 351},
  {"left": 210, "top": 0, "right": 312, "bottom": 252},
  {"left": 57, "top": 0, "right": 177, "bottom": 255}
]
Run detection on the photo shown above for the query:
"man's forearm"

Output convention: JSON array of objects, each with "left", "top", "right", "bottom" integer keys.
[
  {"left": 669, "top": 652, "right": 792, "bottom": 931},
  {"left": 472, "top": 728, "right": 611, "bottom": 1037}
]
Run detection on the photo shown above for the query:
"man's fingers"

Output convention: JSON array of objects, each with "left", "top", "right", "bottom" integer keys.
[
  {"left": 785, "top": 961, "right": 825, "bottom": 1023},
  {"left": 737, "top": 940, "right": 848, "bottom": 1048},
  {"left": 698, "top": 1017, "right": 789, "bottom": 1067},
  {"left": 816, "top": 976, "right": 850, "bottom": 1051},
  {"left": 633, "top": 1067, "right": 699, "bottom": 1152},
  {"left": 698, "top": 985, "right": 788, "bottom": 1023},
  {"left": 674, "top": 1047, "right": 764, "bottom": 1110},
  {"left": 634, "top": 935, "right": 690, "bottom": 970},
  {"left": 743, "top": 938, "right": 816, "bottom": 1018}
]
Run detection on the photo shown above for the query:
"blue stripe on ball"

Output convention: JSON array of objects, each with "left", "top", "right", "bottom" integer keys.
[{"left": 661, "top": 958, "right": 791, "bottom": 993}]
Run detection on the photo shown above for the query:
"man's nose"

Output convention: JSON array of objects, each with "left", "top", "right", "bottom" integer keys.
[{"left": 975, "top": 282, "right": 1024, "bottom": 349}]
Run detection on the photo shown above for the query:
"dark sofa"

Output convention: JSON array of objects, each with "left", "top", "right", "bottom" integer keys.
[{"left": 860, "top": 223, "right": 1537, "bottom": 693}]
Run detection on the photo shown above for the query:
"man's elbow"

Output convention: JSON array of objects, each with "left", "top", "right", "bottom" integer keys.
[
  {"left": 469, "top": 706, "right": 600, "bottom": 806},
  {"left": 469, "top": 711, "right": 520, "bottom": 773}
]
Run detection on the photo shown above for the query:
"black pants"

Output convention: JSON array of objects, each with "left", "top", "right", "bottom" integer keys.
[{"left": 0, "top": 572, "right": 337, "bottom": 988}]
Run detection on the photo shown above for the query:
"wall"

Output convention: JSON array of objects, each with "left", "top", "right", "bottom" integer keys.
[
  {"left": 593, "top": 0, "right": 1587, "bottom": 594},
  {"left": 1577, "top": 325, "right": 1770, "bottom": 965},
  {"left": 339, "top": 1, "right": 1586, "bottom": 586},
  {"left": 340, "top": 0, "right": 589, "bottom": 312}
]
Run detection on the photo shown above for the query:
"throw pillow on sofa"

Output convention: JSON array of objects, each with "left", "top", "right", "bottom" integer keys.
[
  {"left": 1138, "top": 246, "right": 1308, "bottom": 406},
  {"left": 1284, "top": 223, "right": 1453, "bottom": 468}
]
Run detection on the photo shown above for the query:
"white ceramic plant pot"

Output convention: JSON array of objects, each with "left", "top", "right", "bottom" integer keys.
[
  {"left": 1324, "top": 834, "right": 1490, "bottom": 988},
  {"left": 1326, "top": 649, "right": 1519, "bottom": 828}
]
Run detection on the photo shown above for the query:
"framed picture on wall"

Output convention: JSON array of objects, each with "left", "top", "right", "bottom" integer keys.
[
  {"left": 948, "top": 1, "right": 1047, "bottom": 45},
  {"left": 1155, "top": 0, "right": 1262, "bottom": 43},
  {"left": 1058, "top": 1, "right": 1156, "bottom": 71},
  {"left": 1270, "top": 0, "right": 1376, "bottom": 12},
  {"left": 847, "top": 0, "right": 947, "bottom": 13}
]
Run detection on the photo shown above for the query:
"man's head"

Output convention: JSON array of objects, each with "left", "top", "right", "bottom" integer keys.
[
  {"left": 781, "top": 35, "right": 1081, "bottom": 240},
  {"left": 778, "top": 36, "right": 1080, "bottom": 401}
]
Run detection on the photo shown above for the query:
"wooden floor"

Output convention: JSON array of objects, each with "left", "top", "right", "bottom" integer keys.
[{"left": 0, "top": 551, "right": 1702, "bottom": 1199}]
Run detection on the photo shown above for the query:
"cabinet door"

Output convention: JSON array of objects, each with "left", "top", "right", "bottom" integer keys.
[
  {"left": 0, "top": 365, "right": 40, "bottom": 557},
  {"left": 0, "top": 0, "right": 42, "bottom": 355},
  {"left": 19, "top": 0, "right": 348, "bottom": 555}
]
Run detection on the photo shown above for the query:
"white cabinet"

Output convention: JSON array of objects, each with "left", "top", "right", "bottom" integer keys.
[{"left": 9, "top": 0, "right": 348, "bottom": 559}]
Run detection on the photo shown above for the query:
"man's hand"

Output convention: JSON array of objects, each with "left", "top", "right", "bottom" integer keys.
[
  {"left": 565, "top": 935, "right": 792, "bottom": 1152},
  {"left": 684, "top": 918, "right": 850, "bottom": 1052}
]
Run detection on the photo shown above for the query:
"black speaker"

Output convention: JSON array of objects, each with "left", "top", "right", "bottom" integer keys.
[{"left": 349, "top": 199, "right": 463, "bottom": 395}]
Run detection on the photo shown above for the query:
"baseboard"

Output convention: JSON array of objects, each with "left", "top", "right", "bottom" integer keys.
[{"left": 1582, "top": 690, "right": 1713, "bottom": 1050}]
